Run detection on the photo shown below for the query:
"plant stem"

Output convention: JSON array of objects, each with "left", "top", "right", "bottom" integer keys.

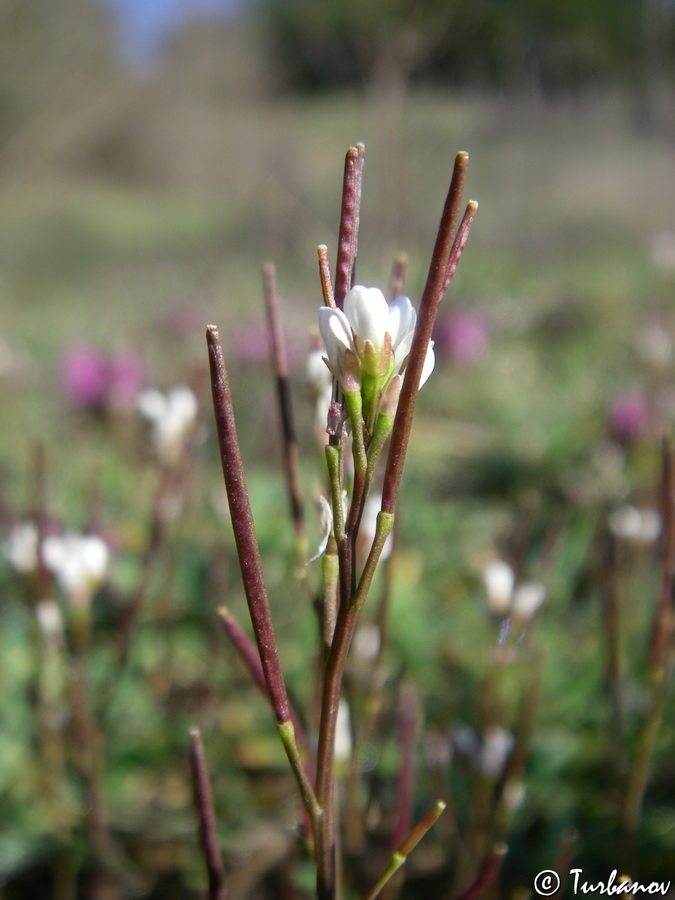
[
  {"left": 217, "top": 606, "right": 314, "bottom": 781},
  {"left": 365, "top": 801, "right": 447, "bottom": 900},
  {"left": 382, "top": 153, "right": 476, "bottom": 516},
  {"left": 207, "top": 325, "right": 321, "bottom": 825},
  {"left": 454, "top": 842, "right": 508, "bottom": 900},
  {"left": 315, "top": 512, "right": 394, "bottom": 900},
  {"left": 207, "top": 325, "right": 290, "bottom": 722},
  {"left": 189, "top": 729, "right": 228, "bottom": 900}
]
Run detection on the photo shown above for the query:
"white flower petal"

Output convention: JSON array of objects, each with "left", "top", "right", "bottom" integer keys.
[
  {"left": 344, "top": 286, "right": 389, "bottom": 348},
  {"left": 43, "top": 532, "right": 109, "bottom": 596},
  {"left": 418, "top": 340, "right": 436, "bottom": 389},
  {"left": 306, "top": 348, "right": 332, "bottom": 391},
  {"left": 393, "top": 331, "right": 414, "bottom": 372},
  {"left": 511, "top": 582, "right": 546, "bottom": 621},
  {"left": 334, "top": 699, "right": 352, "bottom": 763},
  {"left": 3, "top": 522, "right": 39, "bottom": 573},
  {"left": 482, "top": 559, "right": 514, "bottom": 616},
  {"left": 136, "top": 389, "right": 166, "bottom": 422},
  {"left": 387, "top": 295, "right": 416, "bottom": 349},
  {"left": 167, "top": 385, "right": 198, "bottom": 423},
  {"left": 318, "top": 307, "right": 353, "bottom": 362}
]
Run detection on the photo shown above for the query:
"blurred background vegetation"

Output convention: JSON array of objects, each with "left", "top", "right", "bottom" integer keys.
[{"left": 1, "top": 0, "right": 675, "bottom": 898}]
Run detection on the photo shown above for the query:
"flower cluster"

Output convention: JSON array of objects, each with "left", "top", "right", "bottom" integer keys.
[
  {"left": 42, "top": 532, "right": 110, "bottom": 605},
  {"left": 2, "top": 521, "right": 109, "bottom": 607},
  {"left": 319, "top": 285, "right": 434, "bottom": 432}
]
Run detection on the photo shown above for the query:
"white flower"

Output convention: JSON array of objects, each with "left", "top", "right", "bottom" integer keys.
[
  {"left": 608, "top": 504, "right": 660, "bottom": 544},
  {"left": 137, "top": 384, "right": 198, "bottom": 462},
  {"left": 352, "top": 622, "right": 381, "bottom": 663},
  {"left": 42, "top": 532, "right": 109, "bottom": 600},
  {"left": 334, "top": 698, "right": 352, "bottom": 764},
  {"left": 318, "top": 285, "right": 435, "bottom": 428},
  {"left": 482, "top": 559, "right": 546, "bottom": 625},
  {"left": 479, "top": 725, "right": 515, "bottom": 777},
  {"left": 511, "top": 581, "right": 546, "bottom": 623},
  {"left": 35, "top": 599, "right": 64, "bottom": 644},
  {"left": 318, "top": 307, "right": 360, "bottom": 392},
  {"left": 306, "top": 347, "right": 334, "bottom": 433},
  {"left": 2, "top": 521, "right": 39, "bottom": 573},
  {"left": 482, "top": 559, "right": 515, "bottom": 617}
]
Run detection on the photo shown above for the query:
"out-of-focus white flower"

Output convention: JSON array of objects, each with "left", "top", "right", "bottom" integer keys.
[
  {"left": 482, "top": 558, "right": 547, "bottom": 627},
  {"left": 2, "top": 521, "right": 39, "bottom": 573},
  {"left": 636, "top": 323, "right": 673, "bottom": 369},
  {"left": 608, "top": 504, "right": 661, "bottom": 544},
  {"left": 335, "top": 699, "right": 352, "bottom": 764},
  {"left": 511, "top": 581, "right": 546, "bottom": 623},
  {"left": 502, "top": 779, "right": 526, "bottom": 812},
  {"left": 42, "top": 532, "right": 109, "bottom": 601},
  {"left": 318, "top": 285, "right": 434, "bottom": 428},
  {"left": 35, "top": 599, "right": 64, "bottom": 645},
  {"left": 479, "top": 725, "right": 514, "bottom": 777},
  {"left": 137, "top": 384, "right": 198, "bottom": 462},
  {"left": 306, "top": 347, "right": 334, "bottom": 435},
  {"left": 482, "top": 559, "right": 515, "bottom": 617},
  {"left": 306, "top": 347, "right": 331, "bottom": 394},
  {"left": 352, "top": 622, "right": 381, "bottom": 663}
]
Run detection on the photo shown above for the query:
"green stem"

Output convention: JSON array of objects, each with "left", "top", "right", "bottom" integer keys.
[
  {"left": 365, "top": 801, "right": 446, "bottom": 900},
  {"left": 325, "top": 444, "right": 345, "bottom": 545},
  {"left": 278, "top": 720, "right": 323, "bottom": 823},
  {"left": 314, "top": 512, "right": 394, "bottom": 900}
]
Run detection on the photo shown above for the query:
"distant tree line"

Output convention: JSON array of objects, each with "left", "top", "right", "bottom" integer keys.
[
  {"left": 262, "top": 0, "right": 675, "bottom": 100},
  {"left": 0, "top": 0, "right": 672, "bottom": 186}
]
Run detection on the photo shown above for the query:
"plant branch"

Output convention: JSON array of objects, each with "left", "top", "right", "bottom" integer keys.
[
  {"left": 365, "top": 800, "right": 447, "bottom": 900},
  {"left": 453, "top": 842, "right": 508, "bottom": 900},
  {"left": 207, "top": 325, "right": 290, "bottom": 724},
  {"left": 315, "top": 512, "right": 394, "bottom": 900},
  {"left": 382, "top": 153, "right": 476, "bottom": 516},
  {"left": 217, "top": 606, "right": 314, "bottom": 779},
  {"left": 207, "top": 326, "right": 321, "bottom": 824},
  {"left": 189, "top": 729, "right": 227, "bottom": 900}
]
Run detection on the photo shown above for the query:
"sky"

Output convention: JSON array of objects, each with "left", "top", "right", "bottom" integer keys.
[{"left": 101, "top": 0, "right": 243, "bottom": 65}]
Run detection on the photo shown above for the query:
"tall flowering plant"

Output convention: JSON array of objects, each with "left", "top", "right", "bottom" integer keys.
[{"left": 200, "top": 145, "right": 478, "bottom": 900}]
